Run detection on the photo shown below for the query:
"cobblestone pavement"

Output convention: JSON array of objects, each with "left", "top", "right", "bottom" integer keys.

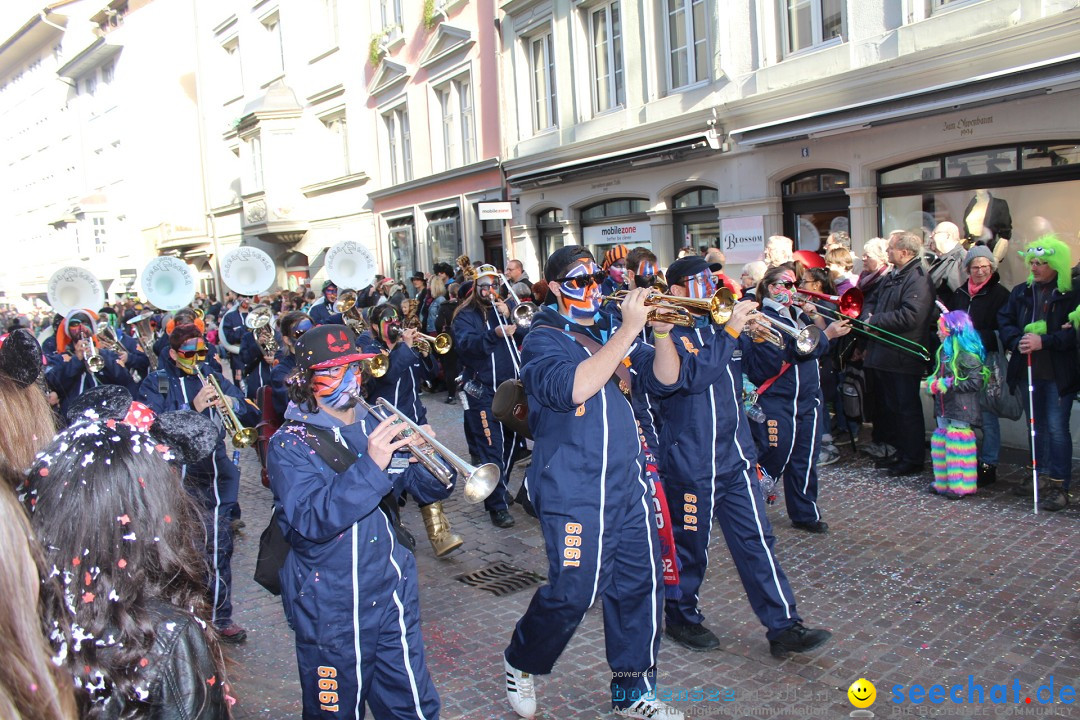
[{"left": 226, "top": 392, "right": 1080, "bottom": 719}]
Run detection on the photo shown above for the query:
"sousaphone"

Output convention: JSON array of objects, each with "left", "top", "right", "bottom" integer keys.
[
  {"left": 326, "top": 239, "right": 377, "bottom": 291},
  {"left": 221, "top": 246, "right": 275, "bottom": 297},
  {"left": 140, "top": 256, "right": 197, "bottom": 312},
  {"left": 47, "top": 266, "right": 105, "bottom": 317}
]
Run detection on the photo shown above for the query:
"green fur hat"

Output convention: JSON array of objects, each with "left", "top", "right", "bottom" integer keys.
[{"left": 1020, "top": 235, "right": 1072, "bottom": 293}]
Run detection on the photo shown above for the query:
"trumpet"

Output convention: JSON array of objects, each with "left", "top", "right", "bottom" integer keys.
[
  {"left": 96, "top": 324, "right": 126, "bottom": 354},
  {"left": 126, "top": 310, "right": 158, "bottom": 371},
  {"left": 361, "top": 352, "right": 389, "bottom": 379},
  {"left": 82, "top": 331, "right": 105, "bottom": 374},
  {"left": 355, "top": 395, "right": 500, "bottom": 503},
  {"left": 498, "top": 274, "right": 539, "bottom": 328},
  {"left": 601, "top": 287, "right": 735, "bottom": 327},
  {"left": 745, "top": 312, "right": 823, "bottom": 356},
  {"left": 195, "top": 365, "right": 257, "bottom": 448},
  {"left": 414, "top": 332, "right": 452, "bottom": 355},
  {"left": 245, "top": 304, "right": 278, "bottom": 356},
  {"left": 333, "top": 290, "right": 367, "bottom": 334}
]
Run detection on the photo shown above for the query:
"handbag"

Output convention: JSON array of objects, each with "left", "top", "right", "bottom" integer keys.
[
  {"left": 980, "top": 350, "right": 1022, "bottom": 421},
  {"left": 492, "top": 379, "right": 531, "bottom": 439},
  {"left": 253, "top": 506, "right": 289, "bottom": 596}
]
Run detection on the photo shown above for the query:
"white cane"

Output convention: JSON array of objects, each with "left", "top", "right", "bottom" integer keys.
[{"left": 1026, "top": 351, "right": 1038, "bottom": 515}]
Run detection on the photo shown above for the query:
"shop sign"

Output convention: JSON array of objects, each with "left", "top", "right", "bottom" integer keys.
[
  {"left": 478, "top": 202, "right": 513, "bottom": 220},
  {"left": 720, "top": 216, "right": 765, "bottom": 264},
  {"left": 583, "top": 221, "right": 651, "bottom": 245},
  {"left": 941, "top": 114, "right": 993, "bottom": 138}
]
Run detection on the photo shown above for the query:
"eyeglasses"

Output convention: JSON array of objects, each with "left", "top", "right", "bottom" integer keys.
[
  {"left": 475, "top": 281, "right": 496, "bottom": 291},
  {"left": 969, "top": 263, "right": 993, "bottom": 272},
  {"left": 177, "top": 349, "right": 209, "bottom": 360},
  {"left": 771, "top": 280, "right": 797, "bottom": 289},
  {"left": 1029, "top": 260, "right": 1049, "bottom": 267},
  {"left": 553, "top": 271, "right": 606, "bottom": 290}
]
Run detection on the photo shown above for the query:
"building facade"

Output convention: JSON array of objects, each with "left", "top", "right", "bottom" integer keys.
[{"left": 498, "top": 0, "right": 1080, "bottom": 289}]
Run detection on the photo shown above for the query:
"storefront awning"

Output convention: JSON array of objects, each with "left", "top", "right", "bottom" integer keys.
[
  {"left": 505, "top": 131, "right": 721, "bottom": 189},
  {"left": 730, "top": 52, "right": 1080, "bottom": 147}
]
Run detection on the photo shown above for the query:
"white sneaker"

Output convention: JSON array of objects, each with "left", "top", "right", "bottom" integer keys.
[
  {"left": 818, "top": 445, "right": 841, "bottom": 467},
  {"left": 614, "top": 698, "right": 685, "bottom": 719},
  {"left": 504, "top": 658, "right": 536, "bottom": 719}
]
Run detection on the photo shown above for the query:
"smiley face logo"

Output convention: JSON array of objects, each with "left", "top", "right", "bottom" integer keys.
[{"left": 848, "top": 678, "right": 876, "bottom": 708}]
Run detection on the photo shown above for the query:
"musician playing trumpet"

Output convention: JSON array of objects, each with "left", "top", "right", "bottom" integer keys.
[
  {"left": 138, "top": 324, "right": 260, "bottom": 644},
  {"left": 44, "top": 309, "right": 136, "bottom": 417},
  {"left": 267, "top": 324, "right": 451, "bottom": 719}
]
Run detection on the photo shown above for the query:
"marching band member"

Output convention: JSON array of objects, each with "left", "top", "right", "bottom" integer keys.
[
  {"left": 744, "top": 265, "right": 850, "bottom": 534},
  {"left": 502, "top": 246, "right": 683, "bottom": 720},
  {"left": 599, "top": 244, "right": 630, "bottom": 297},
  {"left": 452, "top": 265, "right": 528, "bottom": 528},
  {"left": 271, "top": 311, "right": 313, "bottom": 418},
  {"left": 114, "top": 309, "right": 150, "bottom": 380},
  {"left": 359, "top": 304, "right": 464, "bottom": 557},
  {"left": 44, "top": 310, "right": 136, "bottom": 417},
  {"left": 267, "top": 324, "right": 450, "bottom": 719},
  {"left": 153, "top": 307, "right": 223, "bottom": 375},
  {"left": 309, "top": 280, "right": 344, "bottom": 326},
  {"left": 656, "top": 256, "right": 833, "bottom": 658},
  {"left": 138, "top": 324, "right": 259, "bottom": 644},
  {"left": 238, "top": 312, "right": 283, "bottom": 401},
  {"left": 220, "top": 294, "right": 252, "bottom": 384}
]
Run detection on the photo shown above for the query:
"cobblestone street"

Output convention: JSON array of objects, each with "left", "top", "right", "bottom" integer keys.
[{"left": 226, "top": 394, "right": 1080, "bottom": 719}]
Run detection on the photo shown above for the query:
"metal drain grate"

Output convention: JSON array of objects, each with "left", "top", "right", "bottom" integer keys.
[{"left": 456, "top": 562, "right": 546, "bottom": 597}]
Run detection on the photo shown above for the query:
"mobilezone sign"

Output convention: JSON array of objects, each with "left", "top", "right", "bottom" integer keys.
[{"left": 583, "top": 221, "right": 652, "bottom": 245}]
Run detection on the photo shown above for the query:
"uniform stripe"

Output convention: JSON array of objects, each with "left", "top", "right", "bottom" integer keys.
[
  {"left": 634, "top": 463, "right": 659, "bottom": 674},
  {"left": 739, "top": 467, "right": 794, "bottom": 619},
  {"left": 590, "top": 346, "right": 608, "bottom": 607},
  {"left": 209, "top": 449, "right": 222, "bottom": 623},
  {"left": 695, "top": 328, "right": 718, "bottom": 614},
  {"left": 380, "top": 512, "right": 428, "bottom": 720},
  {"left": 351, "top": 523, "right": 363, "bottom": 719}
]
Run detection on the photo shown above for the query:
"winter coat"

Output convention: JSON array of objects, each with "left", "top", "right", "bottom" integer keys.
[
  {"left": 862, "top": 259, "right": 935, "bottom": 376},
  {"left": 950, "top": 273, "right": 1010, "bottom": 353},
  {"left": 928, "top": 350, "right": 985, "bottom": 427},
  {"left": 997, "top": 280, "right": 1080, "bottom": 394}
]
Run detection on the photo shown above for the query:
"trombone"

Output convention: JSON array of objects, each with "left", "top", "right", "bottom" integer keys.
[
  {"left": 194, "top": 365, "right": 257, "bottom": 448},
  {"left": 793, "top": 287, "right": 930, "bottom": 361},
  {"left": 744, "top": 312, "right": 823, "bottom": 356},
  {"left": 333, "top": 290, "right": 367, "bottom": 334},
  {"left": 355, "top": 395, "right": 500, "bottom": 503}
]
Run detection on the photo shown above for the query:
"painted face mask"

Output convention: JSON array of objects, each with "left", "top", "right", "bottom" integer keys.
[
  {"left": 634, "top": 260, "right": 658, "bottom": 288},
  {"left": 769, "top": 275, "right": 797, "bottom": 306},
  {"left": 686, "top": 270, "right": 718, "bottom": 300},
  {"left": 377, "top": 312, "right": 402, "bottom": 346},
  {"left": 174, "top": 339, "right": 208, "bottom": 375},
  {"left": 608, "top": 261, "right": 627, "bottom": 285},
  {"left": 557, "top": 261, "right": 603, "bottom": 320},
  {"left": 312, "top": 363, "right": 360, "bottom": 410}
]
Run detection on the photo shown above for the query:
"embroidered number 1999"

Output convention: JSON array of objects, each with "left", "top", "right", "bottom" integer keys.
[
  {"left": 317, "top": 666, "right": 339, "bottom": 712},
  {"left": 563, "top": 522, "right": 583, "bottom": 567}
]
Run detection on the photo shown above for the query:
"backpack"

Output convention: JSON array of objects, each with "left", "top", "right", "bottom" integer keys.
[{"left": 840, "top": 365, "right": 868, "bottom": 424}]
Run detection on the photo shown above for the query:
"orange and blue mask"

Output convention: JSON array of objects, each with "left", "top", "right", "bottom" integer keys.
[
  {"left": 174, "top": 339, "right": 208, "bottom": 375},
  {"left": 312, "top": 362, "right": 360, "bottom": 410},
  {"left": 686, "top": 270, "right": 718, "bottom": 300},
  {"left": 635, "top": 260, "right": 659, "bottom": 288},
  {"left": 555, "top": 261, "right": 605, "bottom": 320}
]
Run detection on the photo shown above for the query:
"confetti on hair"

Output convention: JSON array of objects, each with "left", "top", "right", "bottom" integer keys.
[
  {"left": 122, "top": 532, "right": 136, "bottom": 542},
  {"left": 117, "top": 514, "right": 131, "bottom": 525},
  {"left": 117, "top": 559, "right": 127, "bottom": 569},
  {"left": 81, "top": 592, "right": 95, "bottom": 603},
  {"left": 164, "top": 514, "right": 172, "bottom": 523}
]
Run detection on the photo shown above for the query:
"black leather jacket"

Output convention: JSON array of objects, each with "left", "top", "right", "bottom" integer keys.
[
  {"left": 99, "top": 602, "right": 228, "bottom": 720},
  {"left": 863, "top": 258, "right": 935, "bottom": 376}
]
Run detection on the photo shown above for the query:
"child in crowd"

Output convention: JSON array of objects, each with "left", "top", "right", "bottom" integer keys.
[{"left": 926, "top": 309, "right": 989, "bottom": 499}]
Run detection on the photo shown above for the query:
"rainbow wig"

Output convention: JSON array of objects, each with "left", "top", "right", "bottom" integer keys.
[
  {"left": 1019, "top": 235, "right": 1073, "bottom": 293},
  {"left": 928, "top": 310, "right": 989, "bottom": 388}
]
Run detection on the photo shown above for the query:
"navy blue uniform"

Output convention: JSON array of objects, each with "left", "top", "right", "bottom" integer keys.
[
  {"left": 506, "top": 309, "right": 676, "bottom": 707},
  {"left": 309, "top": 299, "right": 344, "bottom": 327},
  {"left": 658, "top": 319, "right": 803, "bottom": 640},
  {"left": 239, "top": 328, "right": 284, "bottom": 400},
  {"left": 452, "top": 304, "right": 527, "bottom": 512},
  {"left": 138, "top": 359, "right": 259, "bottom": 630},
  {"left": 357, "top": 336, "right": 435, "bottom": 425},
  {"left": 744, "top": 301, "right": 831, "bottom": 525},
  {"left": 267, "top": 402, "right": 451, "bottom": 719},
  {"left": 118, "top": 330, "right": 150, "bottom": 378},
  {"left": 270, "top": 353, "right": 296, "bottom": 418},
  {"left": 45, "top": 348, "right": 136, "bottom": 418}
]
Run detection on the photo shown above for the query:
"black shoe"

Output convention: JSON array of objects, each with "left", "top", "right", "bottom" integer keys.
[
  {"left": 976, "top": 464, "right": 997, "bottom": 487},
  {"left": 769, "top": 622, "right": 832, "bottom": 657},
  {"left": 218, "top": 623, "right": 248, "bottom": 644},
  {"left": 791, "top": 520, "right": 829, "bottom": 534},
  {"left": 665, "top": 623, "right": 720, "bottom": 652},
  {"left": 873, "top": 454, "right": 899, "bottom": 469},
  {"left": 886, "top": 462, "right": 924, "bottom": 477},
  {"left": 444, "top": 395, "right": 456, "bottom": 404},
  {"left": 489, "top": 509, "right": 515, "bottom": 528},
  {"left": 1040, "top": 484, "right": 1070, "bottom": 512}
]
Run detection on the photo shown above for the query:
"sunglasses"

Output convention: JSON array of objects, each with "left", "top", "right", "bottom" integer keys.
[
  {"left": 553, "top": 271, "right": 607, "bottom": 290},
  {"left": 772, "top": 280, "right": 797, "bottom": 289},
  {"left": 177, "top": 350, "right": 208, "bottom": 360},
  {"left": 635, "top": 274, "right": 659, "bottom": 288}
]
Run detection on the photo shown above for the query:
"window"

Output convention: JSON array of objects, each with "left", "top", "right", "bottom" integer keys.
[
  {"left": 82, "top": 75, "right": 97, "bottom": 96},
  {"left": 784, "top": 0, "right": 844, "bottom": 55},
  {"left": 262, "top": 13, "right": 284, "bottom": 78},
  {"left": 322, "top": 113, "right": 349, "bottom": 177},
  {"left": 427, "top": 210, "right": 462, "bottom": 268},
  {"left": 221, "top": 37, "right": 243, "bottom": 98},
  {"left": 434, "top": 75, "right": 476, "bottom": 171},
  {"left": 581, "top": 198, "right": 649, "bottom": 220},
  {"left": 529, "top": 31, "right": 557, "bottom": 132},
  {"left": 381, "top": 0, "right": 403, "bottom": 29},
  {"left": 666, "top": 0, "right": 708, "bottom": 90},
  {"left": 101, "top": 61, "right": 115, "bottom": 84},
  {"left": 673, "top": 187, "right": 719, "bottom": 209},
  {"left": 249, "top": 135, "right": 264, "bottom": 190},
  {"left": 387, "top": 217, "right": 416, "bottom": 283},
  {"left": 383, "top": 105, "right": 412, "bottom": 184},
  {"left": 591, "top": 2, "right": 624, "bottom": 113},
  {"left": 92, "top": 216, "right": 107, "bottom": 254},
  {"left": 320, "top": 0, "right": 339, "bottom": 47}
]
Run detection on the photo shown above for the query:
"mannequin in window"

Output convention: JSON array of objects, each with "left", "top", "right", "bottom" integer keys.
[{"left": 963, "top": 189, "right": 1011, "bottom": 263}]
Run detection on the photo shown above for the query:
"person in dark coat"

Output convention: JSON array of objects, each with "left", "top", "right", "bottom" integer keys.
[
  {"left": 269, "top": 311, "right": 313, "bottom": 418},
  {"left": 862, "top": 232, "right": 936, "bottom": 476},
  {"left": 950, "top": 245, "right": 1010, "bottom": 486},
  {"left": 928, "top": 222, "right": 968, "bottom": 309},
  {"left": 44, "top": 311, "right": 136, "bottom": 418},
  {"left": 308, "top": 280, "right": 344, "bottom": 326}
]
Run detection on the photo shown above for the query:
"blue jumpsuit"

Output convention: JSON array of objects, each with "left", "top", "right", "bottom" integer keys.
[
  {"left": 451, "top": 304, "right": 527, "bottom": 512},
  {"left": 239, "top": 328, "right": 284, "bottom": 400},
  {"left": 356, "top": 336, "right": 435, "bottom": 425},
  {"left": 744, "top": 300, "right": 830, "bottom": 526},
  {"left": 45, "top": 349, "right": 136, "bottom": 418},
  {"left": 118, "top": 330, "right": 151, "bottom": 378},
  {"left": 309, "top": 300, "right": 344, "bottom": 327},
  {"left": 505, "top": 309, "right": 677, "bottom": 707},
  {"left": 267, "top": 403, "right": 451, "bottom": 719},
  {"left": 270, "top": 353, "right": 297, "bottom": 419},
  {"left": 138, "top": 358, "right": 259, "bottom": 630},
  {"left": 658, "top": 319, "right": 803, "bottom": 640}
]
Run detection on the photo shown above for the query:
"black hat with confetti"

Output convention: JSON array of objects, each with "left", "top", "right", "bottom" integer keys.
[{"left": 0, "top": 328, "right": 44, "bottom": 388}]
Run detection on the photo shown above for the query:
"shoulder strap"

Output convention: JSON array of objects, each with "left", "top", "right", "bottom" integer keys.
[
  {"left": 533, "top": 326, "right": 633, "bottom": 396},
  {"left": 757, "top": 362, "right": 792, "bottom": 396}
]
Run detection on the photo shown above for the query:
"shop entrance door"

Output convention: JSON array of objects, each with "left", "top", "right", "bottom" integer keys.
[{"left": 781, "top": 170, "right": 850, "bottom": 251}]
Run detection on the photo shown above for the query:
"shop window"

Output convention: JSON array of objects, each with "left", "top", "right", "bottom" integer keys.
[
  {"left": 536, "top": 208, "right": 564, "bottom": 265},
  {"left": 673, "top": 187, "right": 719, "bottom": 209},
  {"left": 1021, "top": 144, "right": 1079, "bottom": 169},
  {"left": 781, "top": 170, "right": 849, "bottom": 251},
  {"left": 879, "top": 142, "right": 1080, "bottom": 186},
  {"left": 946, "top": 148, "right": 1017, "bottom": 178},
  {"left": 427, "top": 210, "right": 461, "bottom": 270},
  {"left": 581, "top": 198, "right": 649, "bottom": 221},
  {"left": 387, "top": 217, "right": 416, "bottom": 283},
  {"left": 783, "top": 0, "right": 844, "bottom": 55},
  {"left": 665, "top": 0, "right": 709, "bottom": 90},
  {"left": 782, "top": 170, "right": 848, "bottom": 196}
]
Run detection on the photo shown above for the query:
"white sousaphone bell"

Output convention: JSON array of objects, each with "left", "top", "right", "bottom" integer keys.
[
  {"left": 47, "top": 266, "right": 105, "bottom": 317},
  {"left": 140, "top": 256, "right": 197, "bottom": 312},
  {"left": 325, "top": 239, "right": 377, "bottom": 292},
  {"left": 220, "top": 246, "right": 276, "bottom": 297}
]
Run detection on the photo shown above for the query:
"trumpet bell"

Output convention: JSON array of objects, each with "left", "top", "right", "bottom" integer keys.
[
  {"left": 85, "top": 353, "right": 105, "bottom": 373},
  {"left": 47, "top": 267, "right": 105, "bottom": 317},
  {"left": 463, "top": 462, "right": 502, "bottom": 504},
  {"left": 363, "top": 353, "right": 389, "bottom": 378},
  {"left": 141, "top": 257, "right": 197, "bottom": 311},
  {"left": 233, "top": 427, "right": 258, "bottom": 448},
  {"left": 326, "top": 240, "right": 377, "bottom": 291},
  {"left": 512, "top": 302, "right": 538, "bottom": 328},
  {"left": 245, "top": 304, "right": 274, "bottom": 329},
  {"left": 221, "top": 246, "right": 275, "bottom": 296}
]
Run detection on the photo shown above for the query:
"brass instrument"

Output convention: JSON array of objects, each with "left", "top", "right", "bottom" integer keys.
[
  {"left": 601, "top": 287, "right": 734, "bottom": 327},
  {"left": 126, "top": 310, "right": 158, "bottom": 370},
  {"left": 498, "top": 273, "right": 539, "bottom": 329},
  {"left": 82, "top": 328, "right": 105, "bottom": 374},
  {"left": 245, "top": 304, "right": 278, "bottom": 356},
  {"left": 355, "top": 395, "right": 500, "bottom": 503},
  {"left": 361, "top": 353, "right": 389, "bottom": 379},
  {"left": 414, "top": 332, "right": 452, "bottom": 355},
  {"left": 333, "top": 290, "right": 367, "bottom": 334},
  {"left": 744, "top": 312, "right": 823, "bottom": 356},
  {"left": 457, "top": 254, "right": 477, "bottom": 281},
  {"left": 793, "top": 287, "right": 930, "bottom": 361},
  {"left": 195, "top": 365, "right": 257, "bottom": 448}
]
